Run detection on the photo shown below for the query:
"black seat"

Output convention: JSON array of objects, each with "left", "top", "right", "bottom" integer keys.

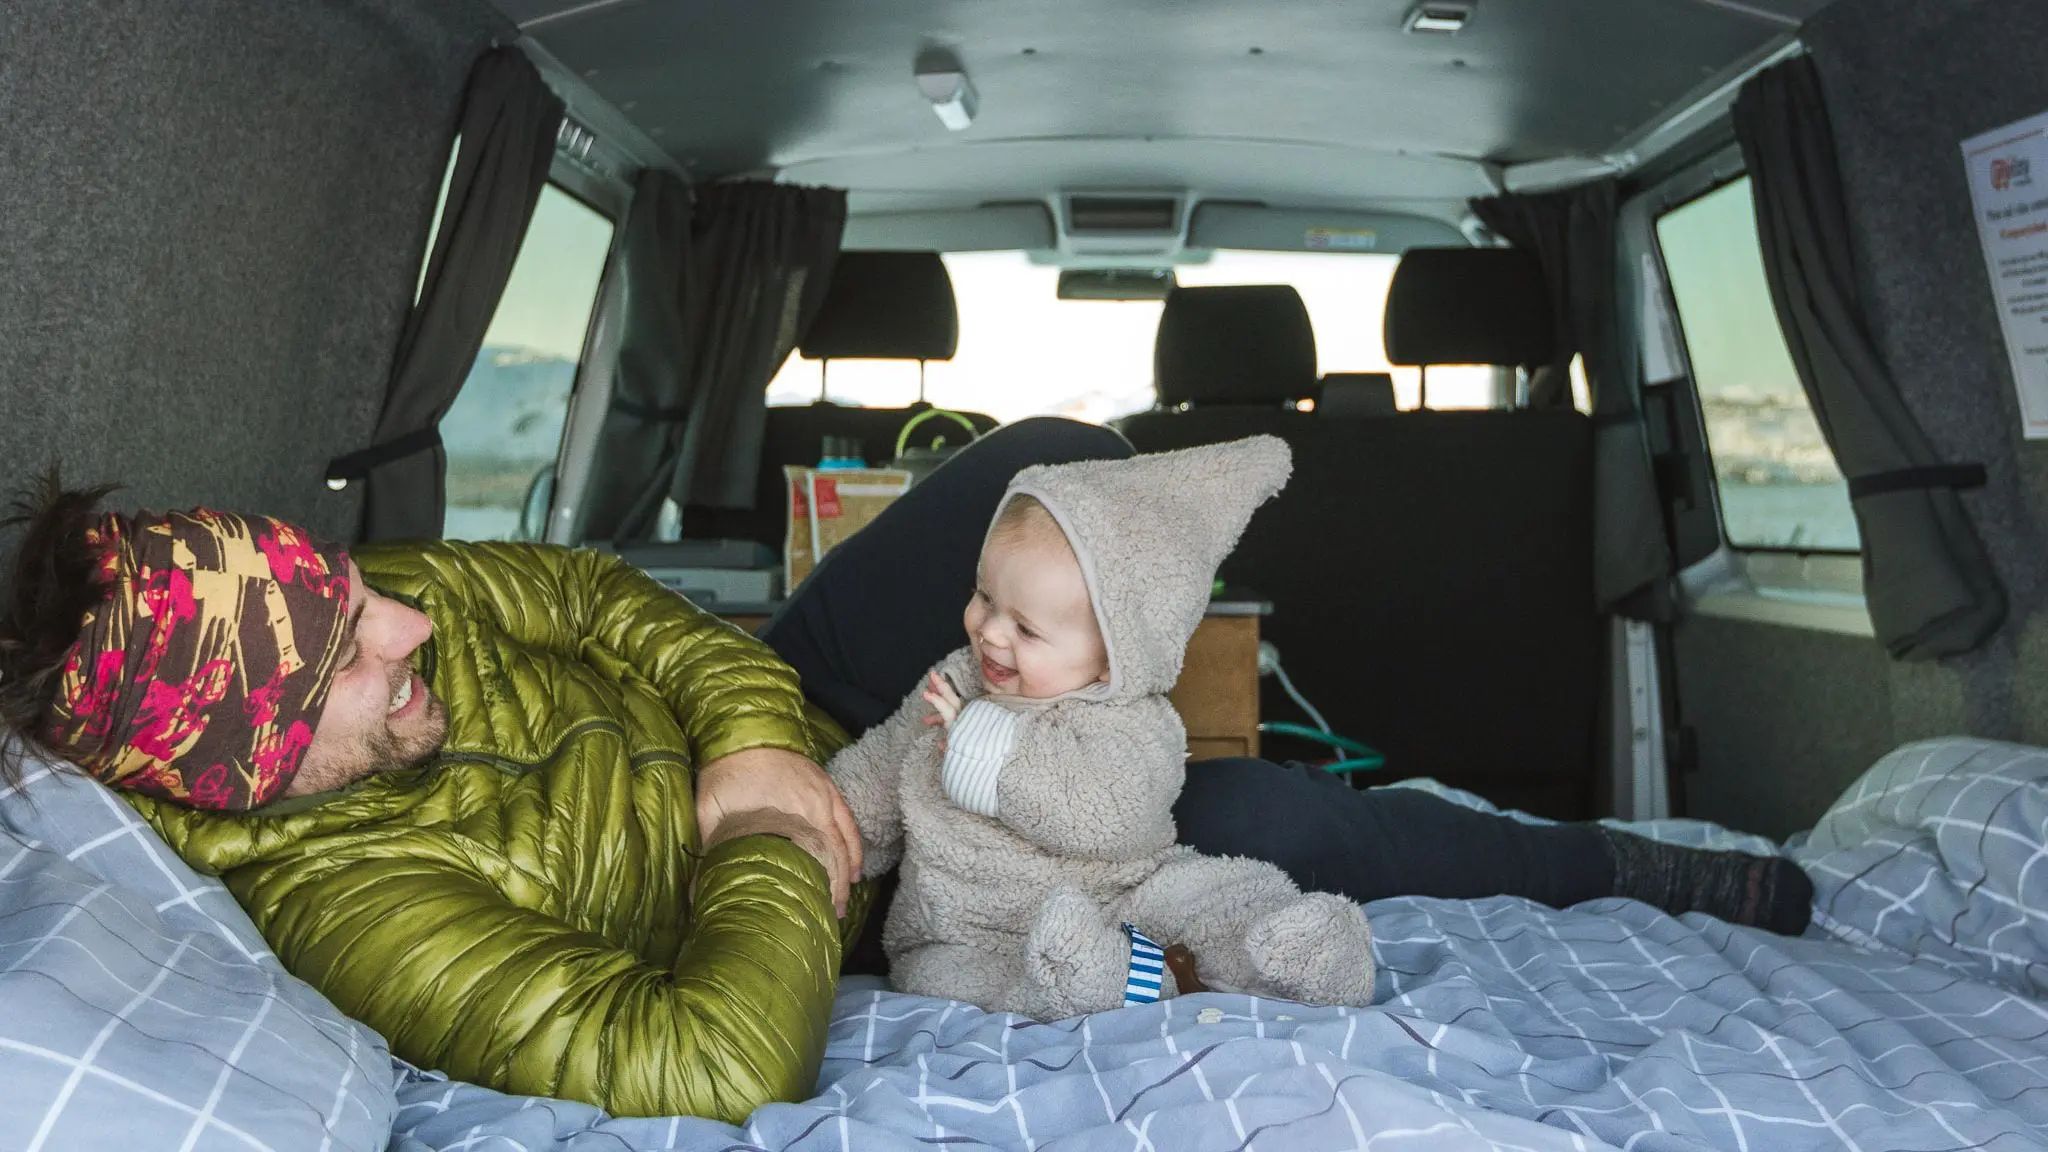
[
  {"left": 800, "top": 250, "right": 961, "bottom": 386},
  {"left": 682, "top": 251, "right": 998, "bottom": 549},
  {"left": 1281, "top": 247, "right": 1594, "bottom": 816},
  {"left": 1115, "top": 285, "right": 1318, "bottom": 451},
  {"left": 1384, "top": 247, "right": 1554, "bottom": 407},
  {"left": 1224, "top": 410, "right": 1597, "bottom": 817},
  {"left": 1315, "top": 372, "right": 1397, "bottom": 417},
  {"left": 1124, "top": 260, "right": 1598, "bottom": 818}
]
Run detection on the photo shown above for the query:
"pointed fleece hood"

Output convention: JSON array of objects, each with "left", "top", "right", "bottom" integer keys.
[{"left": 997, "top": 435, "right": 1292, "bottom": 700}]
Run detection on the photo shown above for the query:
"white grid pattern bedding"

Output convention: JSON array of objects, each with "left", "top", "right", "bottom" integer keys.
[
  {"left": 10, "top": 739, "right": 2048, "bottom": 1151},
  {"left": 387, "top": 743, "right": 2048, "bottom": 1151},
  {"left": 0, "top": 755, "right": 394, "bottom": 1152},
  {"left": 386, "top": 902, "right": 2048, "bottom": 1151},
  {"left": 1795, "top": 738, "right": 2048, "bottom": 999}
]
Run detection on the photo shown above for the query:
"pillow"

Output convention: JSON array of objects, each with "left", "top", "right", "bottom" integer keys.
[
  {"left": 1797, "top": 738, "right": 2048, "bottom": 995},
  {"left": 0, "top": 749, "right": 397, "bottom": 1151}
]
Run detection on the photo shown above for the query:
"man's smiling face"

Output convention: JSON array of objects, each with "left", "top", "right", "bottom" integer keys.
[{"left": 286, "top": 560, "right": 448, "bottom": 798}]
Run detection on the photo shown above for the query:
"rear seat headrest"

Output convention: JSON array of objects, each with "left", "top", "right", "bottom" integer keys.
[
  {"left": 1384, "top": 248, "right": 1555, "bottom": 368},
  {"left": 1316, "top": 372, "right": 1397, "bottom": 417},
  {"left": 1154, "top": 285, "right": 1317, "bottom": 407},
  {"left": 799, "top": 250, "right": 959, "bottom": 361}
]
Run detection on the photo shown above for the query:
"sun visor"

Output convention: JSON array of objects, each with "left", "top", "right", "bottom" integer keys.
[{"left": 842, "top": 202, "right": 1056, "bottom": 252}]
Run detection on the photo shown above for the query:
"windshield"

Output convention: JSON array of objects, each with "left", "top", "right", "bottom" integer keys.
[{"left": 767, "top": 250, "right": 1495, "bottom": 422}]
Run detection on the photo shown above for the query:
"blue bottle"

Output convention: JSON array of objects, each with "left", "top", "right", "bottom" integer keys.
[{"left": 818, "top": 435, "right": 865, "bottom": 470}]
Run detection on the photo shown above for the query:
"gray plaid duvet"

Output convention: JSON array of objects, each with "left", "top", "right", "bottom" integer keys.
[
  {"left": 9, "top": 740, "right": 2048, "bottom": 1151},
  {"left": 0, "top": 757, "right": 393, "bottom": 1151}
]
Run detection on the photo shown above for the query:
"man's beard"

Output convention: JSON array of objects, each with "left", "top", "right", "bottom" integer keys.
[
  {"left": 359, "top": 693, "right": 449, "bottom": 775},
  {"left": 281, "top": 664, "right": 450, "bottom": 799},
  {"left": 364, "top": 656, "right": 448, "bottom": 767},
  {"left": 330, "top": 665, "right": 449, "bottom": 787}
]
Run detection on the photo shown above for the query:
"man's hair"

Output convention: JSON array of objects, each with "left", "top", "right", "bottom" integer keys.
[{"left": 0, "top": 468, "right": 116, "bottom": 787}]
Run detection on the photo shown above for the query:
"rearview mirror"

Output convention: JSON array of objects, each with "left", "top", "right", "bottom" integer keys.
[{"left": 1056, "top": 268, "right": 1177, "bottom": 301}]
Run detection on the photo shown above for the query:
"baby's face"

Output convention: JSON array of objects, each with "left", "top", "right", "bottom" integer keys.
[{"left": 964, "top": 528, "right": 1109, "bottom": 699}]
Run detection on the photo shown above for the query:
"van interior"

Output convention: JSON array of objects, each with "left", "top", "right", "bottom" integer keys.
[{"left": 8, "top": 0, "right": 2048, "bottom": 1148}]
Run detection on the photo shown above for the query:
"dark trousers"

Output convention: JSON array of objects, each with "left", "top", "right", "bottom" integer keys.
[{"left": 761, "top": 418, "right": 1613, "bottom": 972}]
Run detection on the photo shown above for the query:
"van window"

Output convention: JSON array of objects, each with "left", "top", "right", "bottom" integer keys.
[
  {"left": 441, "top": 185, "right": 615, "bottom": 541},
  {"left": 765, "top": 250, "right": 1494, "bottom": 423},
  {"left": 1656, "top": 178, "right": 1860, "bottom": 552}
]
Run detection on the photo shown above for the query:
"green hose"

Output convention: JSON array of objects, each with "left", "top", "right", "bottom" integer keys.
[{"left": 1258, "top": 721, "right": 1387, "bottom": 775}]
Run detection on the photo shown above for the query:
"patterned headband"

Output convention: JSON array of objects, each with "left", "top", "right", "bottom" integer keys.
[{"left": 43, "top": 509, "right": 351, "bottom": 810}]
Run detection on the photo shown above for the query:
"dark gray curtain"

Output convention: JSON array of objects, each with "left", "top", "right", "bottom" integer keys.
[
  {"left": 576, "top": 169, "right": 692, "bottom": 542},
  {"left": 581, "top": 180, "right": 846, "bottom": 541},
  {"left": 1734, "top": 57, "right": 2005, "bottom": 660},
  {"left": 1473, "top": 182, "right": 1673, "bottom": 614},
  {"left": 327, "top": 46, "right": 562, "bottom": 542}
]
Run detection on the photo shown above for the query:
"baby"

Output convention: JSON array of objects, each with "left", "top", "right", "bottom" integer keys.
[{"left": 828, "top": 435, "right": 1375, "bottom": 1019}]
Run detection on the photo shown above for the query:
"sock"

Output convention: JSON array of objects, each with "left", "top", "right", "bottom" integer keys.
[{"left": 1599, "top": 828, "right": 1813, "bottom": 936}]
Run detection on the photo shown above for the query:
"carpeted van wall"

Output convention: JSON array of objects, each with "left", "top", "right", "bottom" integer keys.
[
  {"left": 1806, "top": 0, "right": 2048, "bottom": 744},
  {"left": 0, "top": 0, "right": 508, "bottom": 554}
]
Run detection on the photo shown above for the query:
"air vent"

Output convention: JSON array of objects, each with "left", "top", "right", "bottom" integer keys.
[
  {"left": 556, "top": 118, "right": 597, "bottom": 162},
  {"left": 1066, "top": 195, "right": 1181, "bottom": 234}
]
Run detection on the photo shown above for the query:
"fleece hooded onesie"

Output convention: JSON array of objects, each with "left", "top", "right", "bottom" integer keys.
[{"left": 828, "top": 436, "right": 1375, "bottom": 1019}]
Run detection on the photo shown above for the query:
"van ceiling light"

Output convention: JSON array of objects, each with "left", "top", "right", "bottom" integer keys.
[
  {"left": 1404, "top": 2, "right": 1473, "bottom": 34},
  {"left": 915, "top": 48, "right": 978, "bottom": 132}
]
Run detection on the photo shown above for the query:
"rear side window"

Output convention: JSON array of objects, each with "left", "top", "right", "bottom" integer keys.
[
  {"left": 441, "top": 185, "right": 615, "bottom": 541},
  {"left": 1656, "top": 178, "right": 1860, "bottom": 552}
]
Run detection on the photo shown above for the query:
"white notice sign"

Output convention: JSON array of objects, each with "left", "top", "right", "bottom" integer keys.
[{"left": 1964, "top": 110, "right": 2048, "bottom": 438}]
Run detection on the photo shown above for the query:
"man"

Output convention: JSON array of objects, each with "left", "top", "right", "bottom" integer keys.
[
  {"left": 0, "top": 482, "right": 867, "bottom": 1123},
  {"left": 0, "top": 419, "right": 1812, "bottom": 1121}
]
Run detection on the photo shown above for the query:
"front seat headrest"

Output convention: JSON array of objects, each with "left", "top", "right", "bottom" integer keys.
[
  {"left": 1384, "top": 248, "right": 1555, "bottom": 368},
  {"left": 1316, "top": 372, "right": 1397, "bottom": 417},
  {"left": 799, "top": 250, "right": 959, "bottom": 361},
  {"left": 1154, "top": 285, "right": 1317, "bottom": 407}
]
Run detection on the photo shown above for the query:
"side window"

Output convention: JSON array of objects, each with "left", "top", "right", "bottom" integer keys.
[
  {"left": 1656, "top": 177, "right": 1860, "bottom": 553},
  {"left": 441, "top": 185, "right": 615, "bottom": 541}
]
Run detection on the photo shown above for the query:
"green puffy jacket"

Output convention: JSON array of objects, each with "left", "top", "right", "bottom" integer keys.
[{"left": 133, "top": 540, "right": 861, "bottom": 1121}]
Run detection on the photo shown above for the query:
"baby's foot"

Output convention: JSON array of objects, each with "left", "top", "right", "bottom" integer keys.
[
  {"left": 1027, "top": 887, "right": 1174, "bottom": 1016},
  {"left": 1245, "top": 893, "right": 1375, "bottom": 1006}
]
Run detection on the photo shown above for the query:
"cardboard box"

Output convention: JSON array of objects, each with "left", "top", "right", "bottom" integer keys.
[{"left": 784, "top": 466, "right": 913, "bottom": 591}]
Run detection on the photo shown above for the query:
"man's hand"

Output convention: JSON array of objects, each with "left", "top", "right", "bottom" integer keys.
[
  {"left": 697, "top": 747, "right": 860, "bottom": 917},
  {"left": 698, "top": 806, "right": 836, "bottom": 896}
]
